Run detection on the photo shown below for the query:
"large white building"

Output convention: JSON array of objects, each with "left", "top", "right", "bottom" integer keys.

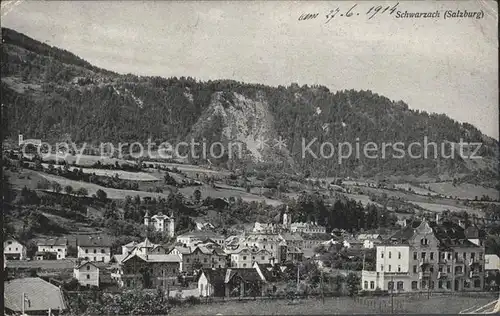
[
  {"left": 227, "top": 247, "right": 273, "bottom": 268},
  {"left": 37, "top": 238, "right": 68, "bottom": 260},
  {"left": 362, "top": 218, "right": 486, "bottom": 293},
  {"left": 144, "top": 211, "right": 175, "bottom": 237},
  {"left": 176, "top": 231, "right": 225, "bottom": 248},
  {"left": 77, "top": 235, "right": 112, "bottom": 263},
  {"left": 73, "top": 261, "right": 100, "bottom": 287},
  {"left": 290, "top": 222, "right": 326, "bottom": 234},
  {"left": 3, "top": 239, "right": 27, "bottom": 260}
]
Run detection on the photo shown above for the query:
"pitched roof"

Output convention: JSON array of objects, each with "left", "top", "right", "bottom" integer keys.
[
  {"left": 177, "top": 230, "right": 224, "bottom": 239},
  {"left": 280, "top": 232, "right": 304, "bottom": 241},
  {"left": 74, "top": 261, "right": 99, "bottom": 269},
  {"left": 225, "top": 268, "right": 263, "bottom": 283},
  {"left": 255, "top": 263, "right": 284, "bottom": 282},
  {"left": 4, "top": 278, "right": 67, "bottom": 312},
  {"left": 37, "top": 238, "right": 68, "bottom": 246},
  {"left": 171, "top": 246, "right": 191, "bottom": 254},
  {"left": 199, "top": 268, "right": 227, "bottom": 284},
  {"left": 122, "top": 253, "right": 181, "bottom": 263},
  {"left": 77, "top": 235, "right": 112, "bottom": 247},
  {"left": 111, "top": 254, "right": 128, "bottom": 264}
]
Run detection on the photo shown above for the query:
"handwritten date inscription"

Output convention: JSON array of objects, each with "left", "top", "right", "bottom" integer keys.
[{"left": 298, "top": 3, "right": 399, "bottom": 23}]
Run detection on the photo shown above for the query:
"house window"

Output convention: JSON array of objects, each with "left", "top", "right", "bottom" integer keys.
[
  {"left": 421, "top": 252, "right": 426, "bottom": 259},
  {"left": 381, "top": 265, "right": 384, "bottom": 271},
  {"left": 85, "top": 249, "right": 89, "bottom": 254},
  {"left": 370, "top": 281, "right": 375, "bottom": 289},
  {"left": 15, "top": 248, "right": 18, "bottom": 251},
  {"left": 203, "top": 258, "right": 207, "bottom": 263},
  {"left": 471, "top": 252, "right": 475, "bottom": 259},
  {"left": 398, "top": 265, "right": 401, "bottom": 272},
  {"left": 243, "top": 256, "right": 247, "bottom": 260},
  {"left": 388, "top": 281, "right": 394, "bottom": 290},
  {"left": 261, "top": 256, "right": 265, "bottom": 260},
  {"left": 388, "top": 265, "right": 391, "bottom": 272},
  {"left": 8, "top": 248, "right": 11, "bottom": 251},
  {"left": 381, "top": 251, "right": 384, "bottom": 259},
  {"left": 86, "top": 274, "right": 90, "bottom": 279},
  {"left": 447, "top": 253, "right": 451, "bottom": 260},
  {"left": 438, "top": 280, "right": 443, "bottom": 289},
  {"left": 398, "top": 252, "right": 401, "bottom": 259},
  {"left": 463, "top": 252, "right": 466, "bottom": 260},
  {"left": 397, "top": 281, "right": 403, "bottom": 290},
  {"left": 364, "top": 281, "right": 368, "bottom": 289},
  {"left": 430, "top": 252, "right": 434, "bottom": 260},
  {"left": 429, "top": 266, "right": 434, "bottom": 273},
  {"left": 243, "top": 263, "right": 247, "bottom": 267},
  {"left": 101, "top": 249, "right": 105, "bottom": 254},
  {"left": 413, "top": 265, "right": 417, "bottom": 273},
  {"left": 413, "top": 252, "right": 417, "bottom": 260},
  {"left": 87, "top": 265, "right": 90, "bottom": 270},
  {"left": 411, "top": 281, "right": 418, "bottom": 290},
  {"left": 479, "top": 252, "right": 483, "bottom": 260},
  {"left": 474, "top": 279, "right": 481, "bottom": 288},
  {"left": 101, "top": 257, "right": 104, "bottom": 262},
  {"left": 447, "top": 266, "right": 451, "bottom": 273},
  {"left": 388, "top": 252, "right": 392, "bottom": 259}
]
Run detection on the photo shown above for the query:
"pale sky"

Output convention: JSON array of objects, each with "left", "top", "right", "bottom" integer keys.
[{"left": 1, "top": 0, "right": 498, "bottom": 139}]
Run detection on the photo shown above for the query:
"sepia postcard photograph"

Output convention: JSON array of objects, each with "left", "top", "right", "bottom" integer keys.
[{"left": 1, "top": 0, "right": 499, "bottom": 315}]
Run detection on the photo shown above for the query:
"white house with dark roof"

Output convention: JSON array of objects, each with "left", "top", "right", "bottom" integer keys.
[
  {"left": 37, "top": 238, "right": 68, "bottom": 260},
  {"left": 144, "top": 211, "right": 175, "bottom": 237},
  {"left": 77, "top": 235, "right": 112, "bottom": 263},
  {"left": 74, "top": 261, "right": 100, "bottom": 287},
  {"left": 3, "top": 238, "right": 27, "bottom": 260}
]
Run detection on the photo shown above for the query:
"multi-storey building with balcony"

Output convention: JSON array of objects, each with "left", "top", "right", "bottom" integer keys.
[{"left": 362, "top": 217, "right": 485, "bottom": 293}]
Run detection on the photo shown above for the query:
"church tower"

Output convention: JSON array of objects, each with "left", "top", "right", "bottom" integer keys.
[{"left": 144, "top": 211, "right": 150, "bottom": 227}]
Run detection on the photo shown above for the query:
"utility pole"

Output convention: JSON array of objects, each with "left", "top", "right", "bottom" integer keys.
[{"left": 22, "top": 292, "right": 26, "bottom": 315}]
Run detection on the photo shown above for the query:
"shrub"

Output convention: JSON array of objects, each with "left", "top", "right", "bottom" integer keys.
[{"left": 184, "top": 295, "right": 201, "bottom": 305}]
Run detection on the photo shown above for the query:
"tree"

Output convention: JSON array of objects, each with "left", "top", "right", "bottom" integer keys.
[
  {"left": 193, "top": 189, "right": 201, "bottom": 203},
  {"left": 76, "top": 187, "right": 89, "bottom": 197},
  {"left": 64, "top": 185, "right": 73, "bottom": 195},
  {"left": 96, "top": 189, "right": 107, "bottom": 202},
  {"left": 346, "top": 272, "right": 361, "bottom": 296},
  {"left": 51, "top": 181, "right": 62, "bottom": 193}
]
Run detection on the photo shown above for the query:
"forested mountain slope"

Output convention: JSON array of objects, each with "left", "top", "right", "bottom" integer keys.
[{"left": 1, "top": 27, "right": 498, "bottom": 181}]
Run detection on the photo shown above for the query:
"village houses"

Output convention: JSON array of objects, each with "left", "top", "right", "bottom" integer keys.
[
  {"left": 3, "top": 238, "right": 27, "bottom": 260},
  {"left": 362, "top": 216, "right": 486, "bottom": 293},
  {"left": 73, "top": 261, "right": 100, "bottom": 287},
  {"left": 77, "top": 235, "right": 112, "bottom": 263},
  {"left": 36, "top": 238, "right": 68, "bottom": 260}
]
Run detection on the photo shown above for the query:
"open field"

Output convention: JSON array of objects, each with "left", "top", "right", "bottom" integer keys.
[
  {"left": 411, "top": 201, "right": 476, "bottom": 214},
  {"left": 169, "top": 294, "right": 496, "bottom": 315},
  {"left": 179, "top": 185, "right": 283, "bottom": 206},
  {"left": 425, "top": 182, "right": 499, "bottom": 200},
  {"left": 37, "top": 173, "right": 172, "bottom": 200},
  {"left": 394, "top": 183, "right": 438, "bottom": 196},
  {"left": 39, "top": 164, "right": 160, "bottom": 181},
  {"left": 6, "top": 259, "right": 77, "bottom": 270}
]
